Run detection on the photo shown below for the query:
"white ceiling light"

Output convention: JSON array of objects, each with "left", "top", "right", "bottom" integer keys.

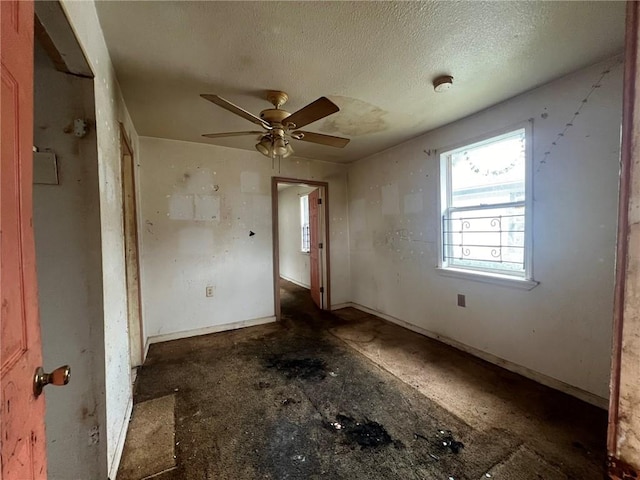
[{"left": 433, "top": 75, "right": 454, "bottom": 93}]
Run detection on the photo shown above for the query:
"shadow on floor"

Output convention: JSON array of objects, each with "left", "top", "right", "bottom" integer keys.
[{"left": 118, "top": 279, "right": 607, "bottom": 480}]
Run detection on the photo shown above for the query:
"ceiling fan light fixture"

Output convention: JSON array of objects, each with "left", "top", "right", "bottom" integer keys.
[
  {"left": 273, "top": 137, "right": 287, "bottom": 156},
  {"left": 282, "top": 143, "right": 294, "bottom": 158},
  {"left": 256, "top": 136, "right": 271, "bottom": 156}
]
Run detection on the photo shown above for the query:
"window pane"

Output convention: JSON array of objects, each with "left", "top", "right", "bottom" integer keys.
[
  {"left": 450, "top": 129, "right": 525, "bottom": 208},
  {"left": 443, "top": 205, "right": 525, "bottom": 275},
  {"left": 300, "top": 195, "right": 310, "bottom": 252}
]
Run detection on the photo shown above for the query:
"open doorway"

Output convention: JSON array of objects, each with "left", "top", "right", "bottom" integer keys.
[
  {"left": 31, "top": 7, "right": 107, "bottom": 478},
  {"left": 272, "top": 177, "right": 330, "bottom": 320}
]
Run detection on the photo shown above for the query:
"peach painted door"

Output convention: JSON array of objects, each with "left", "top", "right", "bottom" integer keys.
[
  {"left": 308, "top": 189, "right": 322, "bottom": 309},
  {"left": 1, "top": 0, "right": 48, "bottom": 478}
]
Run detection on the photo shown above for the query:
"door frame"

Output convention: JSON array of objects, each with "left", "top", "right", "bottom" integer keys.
[
  {"left": 120, "top": 123, "right": 144, "bottom": 368},
  {"left": 271, "top": 177, "right": 331, "bottom": 320},
  {"left": 607, "top": 1, "right": 639, "bottom": 476}
]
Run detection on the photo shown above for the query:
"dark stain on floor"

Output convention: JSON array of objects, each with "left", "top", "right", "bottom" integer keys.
[
  {"left": 326, "top": 414, "right": 396, "bottom": 449},
  {"left": 121, "top": 279, "right": 608, "bottom": 480},
  {"left": 415, "top": 430, "right": 465, "bottom": 455},
  {"left": 265, "top": 355, "right": 328, "bottom": 381}
]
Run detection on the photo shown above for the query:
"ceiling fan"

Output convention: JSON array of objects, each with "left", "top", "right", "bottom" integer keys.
[{"left": 201, "top": 90, "right": 350, "bottom": 159}]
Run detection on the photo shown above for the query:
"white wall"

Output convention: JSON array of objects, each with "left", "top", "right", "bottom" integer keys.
[
  {"left": 33, "top": 43, "right": 105, "bottom": 480},
  {"left": 58, "top": 1, "right": 140, "bottom": 476},
  {"left": 348, "top": 56, "right": 623, "bottom": 403},
  {"left": 138, "top": 137, "right": 350, "bottom": 341},
  {"left": 278, "top": 185, "right": 315, "bottom": 288}
]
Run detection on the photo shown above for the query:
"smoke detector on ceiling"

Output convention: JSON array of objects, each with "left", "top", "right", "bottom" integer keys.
[{"left": 433, "top": 75, "right": 454, "bottom": 93}]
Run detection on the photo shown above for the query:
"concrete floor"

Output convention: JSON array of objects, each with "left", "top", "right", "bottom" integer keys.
[{"left": 118, "top": 279, "right": 607, "bottom": 479}]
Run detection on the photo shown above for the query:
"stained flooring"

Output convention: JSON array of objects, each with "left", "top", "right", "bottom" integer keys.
[{"left": 118, "top": 279, "right": 607, "bottom": 479}]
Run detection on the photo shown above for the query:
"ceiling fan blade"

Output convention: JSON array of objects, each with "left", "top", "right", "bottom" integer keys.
[
  {"left": 285, "top": 97, "right": 339, "bottom": 129},
  {"left": 202, "top": 131, "right": 264, "bottom": 139},
  {"left": 201, "top": 94, "right": 270, "bottom": 128},
  {"left": 293, "top": 131, "right": 350, "bottom": 148}
]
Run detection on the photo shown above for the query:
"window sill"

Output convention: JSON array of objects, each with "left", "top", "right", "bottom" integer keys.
[{"left": 435, "top": 267, "right": 539, "bottom": 290}]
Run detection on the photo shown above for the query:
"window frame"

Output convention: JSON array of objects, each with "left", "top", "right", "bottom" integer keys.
[
  {"left": 436, "top": 121, "right": 537, "bottom": 289},
  {"left": 300, "top": 194, "right": 310, "bottom": 254}
]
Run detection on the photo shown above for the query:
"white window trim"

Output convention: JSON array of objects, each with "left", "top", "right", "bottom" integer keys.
[
  {"left": 436, "top": 121, "right": 538, "bottom": 289},
  {"left": 435, "top": 266, "right": 539, "bottom": 290}
]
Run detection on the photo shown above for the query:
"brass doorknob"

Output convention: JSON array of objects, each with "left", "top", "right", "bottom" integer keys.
[{"left": 33, "top": 365, "right": 70, "bottom": 397}]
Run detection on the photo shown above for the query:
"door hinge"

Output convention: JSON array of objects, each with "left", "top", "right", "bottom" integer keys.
[
  {"left": 320, "top": 287, "right": 324, "bottom": 293},
  {"left": 318, "top": 198, "right": 322, "bottom": 205},
  {"left": 318, "top": 242, "right": 323, "bottom": 249}
]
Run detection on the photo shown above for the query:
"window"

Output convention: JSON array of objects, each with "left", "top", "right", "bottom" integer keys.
[
  {"left": 439, "top": 126, "right": 532, "bottom": 281},
  {"left": 300, "top": 195, "right": 310, "bottom": 253}
]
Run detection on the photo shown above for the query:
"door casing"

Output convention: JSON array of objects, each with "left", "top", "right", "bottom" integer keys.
[
  {"left": 272, "top": 177, "right": 330, "bottom": 319},
  {"left": 120, "top": 123, "right": 144, "bottom": 368},
  {"left": 607, "top": 1, "right": 640, "bottom": 477}
]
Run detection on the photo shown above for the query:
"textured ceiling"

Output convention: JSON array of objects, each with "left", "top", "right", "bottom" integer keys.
[{"left": 95, "top": 1, "right": 625, "bottom": 163}]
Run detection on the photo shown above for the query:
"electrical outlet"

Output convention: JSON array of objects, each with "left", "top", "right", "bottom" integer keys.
[
  {"left": 457, "top": 294, "right": 466, "bottom": 307},
  {"left": 206, "top": 286, "right": 214, "bottom": 297}
]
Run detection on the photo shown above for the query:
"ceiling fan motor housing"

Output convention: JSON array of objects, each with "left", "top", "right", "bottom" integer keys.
[
  {"left": 259, "top": 108, "right": 291, "bottom": 125},
  {"left": 266, "top": 90, "right": 289, "bottom": 109}
]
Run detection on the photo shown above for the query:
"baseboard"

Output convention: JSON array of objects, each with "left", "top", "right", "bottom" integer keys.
[
  {"left": 147, "top": 316, "right": 277, "bottom": 345},
  {"left": 108, "top": 396, "right": 133, "bottom": 480},
  {"left": 143, "top": 339, "right": 150, "bottom": 362},
  {"left": 330, "top": 302, "right": 355, "bottom": 311},
  {"left": 280, "top": 274, "right": 310, "bottom": 289},
  {"left": 348, "top": 302, "right": 609, "bottom": 409}
]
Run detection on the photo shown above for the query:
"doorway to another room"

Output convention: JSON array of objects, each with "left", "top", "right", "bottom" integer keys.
[
  {"left": 272, "top": 178, "right": 330, "bottom": 320},
  {"left": 31, "top": 12, "right": 107, "bottom": 478}
]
